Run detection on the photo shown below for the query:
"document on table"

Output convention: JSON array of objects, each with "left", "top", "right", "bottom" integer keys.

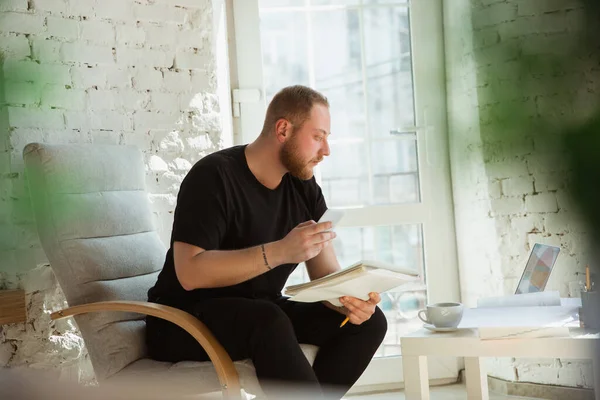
[
  {"left": 458, "top": 304, "right": 580, "bottom": 339},
  {"left": 477, "top": 291, "right": 561, "bottom": 308}
]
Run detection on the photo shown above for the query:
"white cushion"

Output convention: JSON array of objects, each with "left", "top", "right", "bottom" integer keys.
[{"left": 105, "top": 344, "right": 320, "bottom": 397}]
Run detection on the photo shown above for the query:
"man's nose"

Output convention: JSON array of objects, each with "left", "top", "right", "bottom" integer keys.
[{"left": 322, "top": 139, "right": 331, "bottom": 157}]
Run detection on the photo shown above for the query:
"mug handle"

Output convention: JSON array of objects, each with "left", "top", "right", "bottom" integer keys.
[{"left": 417, "top": 309, "right": 430, "bottom": 324}]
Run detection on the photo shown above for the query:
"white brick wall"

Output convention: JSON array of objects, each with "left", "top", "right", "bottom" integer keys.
[
  {"left": 116, "top": 25, "right": 146, "bottom": 47},
  {"left": 501, "top": 176, "right": 534, "bottom": 197},
  {"left": 60, "top": 43, "right": 114, "bottom": 64},
  {"left": 42, "top": 64, "right": 72, "bottom": 85},
  {"left": 105, "top": 66, "right": 132, "bottom": 89},
  {"left": 32, "top": 0, "right": 68, "bottom": 14},
  {"left": 32, "top": 38, "right": 62, "bottom": 62},
  {"left": 116, "top": 47, "right": 173, "bottom": 68},
  {"left": 87, "top": 89, "right": 116, "bottom": 110},
  {"left": 67, "top": 0, "right": 95, "bottom": 17},
  {"left": 41, "top": 85, "right": 86, "bottom": 110},
  {"left": 132, "top": 68, "right": 164, "bottom": 91},
  {"left": 144, "top": 23, "right": 179, "bottom": 46},
  {"left": 445, "top": 0, "right": 597, "bottom": 390},
  {"left": 134, "top": 3, "right": 188, "bottom": 24},
  {"left": 0, "top": 0, "right": 28, "bottom": 12},
  {"left": 46, "top": 16, "right": 79, "bottom": 39},
  {"left": 0, "top": 35, "right": 30, "bottom": 59},
  {"left": 524, "top": 193, "right": 559, "bottom": 213},
  {"left": 71, "top": 66, "right": 107, "bottom": 88},
  {"left": 164, "top": 70, "right": 192, "bottom": 92},
  {"left": 151, "top": 92, "right": 182, "bottom": 113},
  {"left": 5, "top": 82, "right": 42, "bottom": 105},
  {"left": 8, "top": 107, "right": 64, "bottom": 129},
  {"left": 0, "top": 0, "right": 227, "bottom": 382},
  {"left": 0, "top": 12, "right": 45, "bottom": 34},
  {"left": 94, "top": 0, "right": 134, "bottom": 21},
  {"left": 79, "top": 20, "right": 115, "bottom": 45},
  {"left": 175, "top": 50, "right": 211, "bottom": 69}
]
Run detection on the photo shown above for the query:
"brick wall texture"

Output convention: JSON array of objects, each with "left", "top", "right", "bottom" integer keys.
[
  {"left": 445, "top": 0, "right": 599, "bottom": 389},
  {"left": 0, "top": 0, "right": 224, "bottom": 381}
]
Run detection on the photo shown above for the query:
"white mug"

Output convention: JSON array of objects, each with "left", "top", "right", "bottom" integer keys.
[{"left": 418, "top": 302, "right": 464, "bottom": 328}]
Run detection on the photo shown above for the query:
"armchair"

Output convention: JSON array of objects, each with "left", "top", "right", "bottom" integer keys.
[{"left": 23, "top": 143, "right": 318, "bottom": 399}]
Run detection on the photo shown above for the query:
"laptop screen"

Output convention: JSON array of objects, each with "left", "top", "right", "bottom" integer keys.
[{"left": 515, "top": 243, "right": 560, "bottom": 294}]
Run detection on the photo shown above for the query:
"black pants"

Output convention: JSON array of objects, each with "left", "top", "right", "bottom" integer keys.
[{"left": 146, "top": 296, "right": 387, "bottom": 399}]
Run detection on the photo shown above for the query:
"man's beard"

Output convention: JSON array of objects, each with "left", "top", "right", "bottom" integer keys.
[{"left": 280, "top": 136, "right": 318, "bottom": 180}]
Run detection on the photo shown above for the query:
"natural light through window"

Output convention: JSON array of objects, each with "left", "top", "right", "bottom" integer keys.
[{"left": 257, "top": 0, "right": 425, "bottom": 357}]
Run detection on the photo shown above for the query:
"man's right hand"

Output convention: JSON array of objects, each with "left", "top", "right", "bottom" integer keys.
[{"left": 274, "top": 220, "right": 336, "bottom": 265}]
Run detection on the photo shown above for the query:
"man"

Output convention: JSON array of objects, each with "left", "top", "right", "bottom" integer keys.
[{"left": 146, "top": 85, "right": 387, "bottom": 399}]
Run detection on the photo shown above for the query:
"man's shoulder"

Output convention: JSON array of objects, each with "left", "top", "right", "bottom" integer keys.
[
  {"left": 197, "top": 145, "right": 244, "bottom": 167},
  {"left": 188, "top": 146, "right": 245, "bottom": 176}
]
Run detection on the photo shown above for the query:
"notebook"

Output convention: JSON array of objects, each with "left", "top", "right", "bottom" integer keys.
[{"left": 284, "top": 260, "right": 420, "bottom": 307}]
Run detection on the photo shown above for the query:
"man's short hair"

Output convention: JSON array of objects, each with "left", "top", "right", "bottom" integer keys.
[{"left": 261, "top": 85, "right": 329, "bottom": 136}]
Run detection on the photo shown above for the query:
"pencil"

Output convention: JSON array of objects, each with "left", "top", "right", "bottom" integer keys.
[
  {"left": 586, "top": 264, "right": 591, "bottom": 291},
  {"left": 340, "top": 316, "right": 349, "bottom": 328}
]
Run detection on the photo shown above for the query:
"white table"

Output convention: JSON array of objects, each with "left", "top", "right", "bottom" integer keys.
[{"left": 400, "top": 328, "right": 600, "bottom": 400}]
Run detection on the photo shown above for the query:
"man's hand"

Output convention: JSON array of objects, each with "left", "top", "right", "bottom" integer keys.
[
  {"left": 274, "top": 220, "right": 336, "bottom": 264},
  {"left": 339, "top": 292, "right": 381, "bottom": 325}
]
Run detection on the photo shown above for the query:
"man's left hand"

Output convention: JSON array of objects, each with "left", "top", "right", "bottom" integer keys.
[{"left": 339, "top": 292, "right": 381, "bottom": 325}]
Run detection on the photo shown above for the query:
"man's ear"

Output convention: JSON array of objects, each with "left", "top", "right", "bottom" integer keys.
[{"left": 275, "top": 119, "right": 291, "bottom": 143}]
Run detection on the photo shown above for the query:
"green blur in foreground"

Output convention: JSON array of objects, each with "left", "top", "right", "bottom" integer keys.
[
  {"left": 561, "top": 1, "right": 600, "bottom": 247},
  {"left": 461, "top": 0, "right": 600, "bottom": 247}
]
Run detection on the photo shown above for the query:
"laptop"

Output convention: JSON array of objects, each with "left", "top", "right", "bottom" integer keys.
[{"left": 515, "top": 243, "right": 560, "bottom": 295}]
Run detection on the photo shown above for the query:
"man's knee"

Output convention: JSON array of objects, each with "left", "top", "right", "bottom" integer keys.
[
  {"left": 244, "top": 300, "right": 304, "bottom": 362},
  {"left": 250, "top": 300, "right": 295, "bottom": 337}
]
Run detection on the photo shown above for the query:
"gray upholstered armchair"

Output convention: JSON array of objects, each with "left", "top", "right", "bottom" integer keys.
[{"left": 23, "top": 143, "right": 318, "bottom": 399}]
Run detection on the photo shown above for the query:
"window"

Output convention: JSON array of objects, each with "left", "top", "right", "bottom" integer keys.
[{"left": 228, "top": 0, "right": 459, "bottom": 385}]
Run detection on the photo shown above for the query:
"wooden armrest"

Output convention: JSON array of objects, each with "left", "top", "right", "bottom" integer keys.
[
  {"left": 52, "top": 300, "right": 241, "bottom": 399},
  {"left": 0, "top": 290, "right": 26, "bottom": 325}
]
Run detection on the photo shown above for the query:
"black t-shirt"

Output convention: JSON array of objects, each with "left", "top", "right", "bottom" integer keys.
[{"left": 147, "top": 145, "right": 328, "bottom": 307}]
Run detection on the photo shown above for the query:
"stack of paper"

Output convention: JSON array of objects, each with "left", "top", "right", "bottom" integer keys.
[
  {"left": 285, "top": 260, "right": 419, "bottom": 307},
  {"left": 461, "top": 293, "right": 581, "bottom": 340},
  {"left": 477, "top": 291, "right": 561, "bottom": 308}
]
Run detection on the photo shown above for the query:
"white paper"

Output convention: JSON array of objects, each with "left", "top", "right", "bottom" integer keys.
[
  {"left": 285, "top": 259, "right": 418, "bottom": 294},
  {"left": 458, "top": 304, "right": 579, "bottom": 339},
  {"left": 560, "top": 297, "right": 582, "bottom": 307},
  {"left": 287, "top": 269, "right": 419, "bottom": 307},
  {"left": 460, "top": 305, "right": 578, "bottom": 328},
  {"left": 476, "top": 291, "right": 561, "bottom": 308}
]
